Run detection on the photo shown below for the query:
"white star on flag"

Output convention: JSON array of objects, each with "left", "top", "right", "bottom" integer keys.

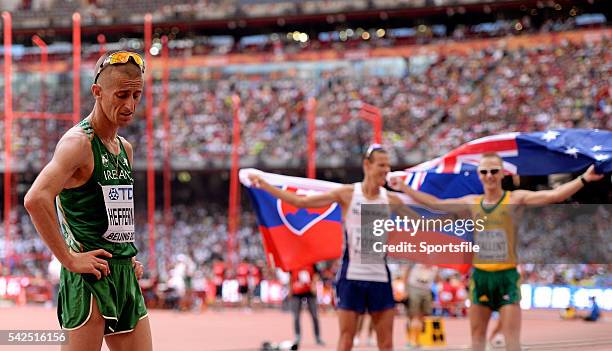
[
  {"left": 541, "top": 130, "right": 560, "bottom": 142},
  {"left": 591, "top": 145, "right": 603, "bottom": 152},
  {"left": 594, "top": 154, "right": 609, "bottom": 161},
  {"left": 564, "top": 147, "right": 579, "bottom": 158}
]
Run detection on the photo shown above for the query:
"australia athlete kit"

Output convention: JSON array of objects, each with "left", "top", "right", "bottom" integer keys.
[{"left": 469, "top": 191, "right": 521, "bottom": 311}]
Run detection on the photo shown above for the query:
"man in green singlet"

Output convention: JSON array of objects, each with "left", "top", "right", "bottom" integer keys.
[
  {"left": 391, "top": 153, "right": 602, "bottom": 351},
  {"left": 25, "top": 51, "right": 152, "bottom": 351}
]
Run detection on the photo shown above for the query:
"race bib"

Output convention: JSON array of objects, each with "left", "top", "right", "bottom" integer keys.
[
  {"left": 474, "top": 229, "right": 509, "bottom": 262},
  {"left": 101, "top": 185, "right": 135, "bottom": 243},
  {"left": 349, "top": 228, "right": 363, "bottom": 263}
]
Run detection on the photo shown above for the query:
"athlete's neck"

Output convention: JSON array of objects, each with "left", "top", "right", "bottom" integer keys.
[
  {"left": 483, "top": 188, "right": 504, "bottom": 204},
  {"left": 361, "top": 178, "right": 380, "bottom": 198},
  {"left": 90, "top": 107, "right": 118, "bottom": 143}
]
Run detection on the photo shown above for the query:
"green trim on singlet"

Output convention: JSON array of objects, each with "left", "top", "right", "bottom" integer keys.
[{"left": 480, "top": 191, "right": 507, "bottom": 214}]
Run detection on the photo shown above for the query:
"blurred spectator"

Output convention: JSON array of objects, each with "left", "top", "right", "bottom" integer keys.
[
  {"left": 583, "top": 296, "right": 601, "bottom": 322},
  {"left": 288, "top": 264, "right": 324, "bottom": 346}
]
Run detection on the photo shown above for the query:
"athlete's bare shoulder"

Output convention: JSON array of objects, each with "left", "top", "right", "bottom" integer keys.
[
  {"left": 50, "top": 124, "right": 95, "bottom": 188},
  {"left": 117, "top": 136, "right": 132, "bottom": 148},
  {"left": 333, "top": 184, "right": 355, "bottom": 206},
  {"left": 60, "top": 124, "right": 91, "bottom": 144},
  {"left": 55, "top": 125, "right": 91, "bottom": 160},
  {"left": 118, "top": 136, "right": 133, "bottom": 165},
  {"left": 460, "top": 194, "right": 480, "bottom": 204},
  {"left": 336, "top": 184, "right": 355, "bottom": 196},
  {"left": 28, "top": 124, "right": 94, "bottom": 193}
]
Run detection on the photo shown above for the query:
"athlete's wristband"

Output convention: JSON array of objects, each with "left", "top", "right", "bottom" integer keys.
[{"left": 580, "top": 176, "right": 588, "bottom": 186}]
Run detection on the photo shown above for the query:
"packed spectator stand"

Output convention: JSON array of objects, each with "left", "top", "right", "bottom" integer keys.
[{"left": 1, "top": 33, "right": 610, "bottom": 169}]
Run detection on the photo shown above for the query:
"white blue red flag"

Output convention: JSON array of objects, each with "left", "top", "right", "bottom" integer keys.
[
  {"left": 239, "top": 170, "right": 344, "bottom": 271},
  {"left": 392, "top": 129, "right": 611, "bottom": 199}
]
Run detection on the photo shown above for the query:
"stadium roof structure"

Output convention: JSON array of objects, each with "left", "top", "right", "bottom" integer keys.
[{"left": 2, "top": 0, "right": 606, "bottom": 44}]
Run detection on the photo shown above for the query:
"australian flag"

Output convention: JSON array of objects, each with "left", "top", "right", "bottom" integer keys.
[
  {"left": 384, "top": 129, "right": 611, "bottom": 273},
  {"left": 392, "top": 129, "right": 611, "bottom": 199}
]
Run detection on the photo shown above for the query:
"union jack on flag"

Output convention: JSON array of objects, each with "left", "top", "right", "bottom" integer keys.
[{"left": 391, "top": 129, "right": 611, "bottom": 198}]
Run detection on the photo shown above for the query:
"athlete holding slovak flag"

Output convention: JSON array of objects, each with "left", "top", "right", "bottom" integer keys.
[{"left": 249, "top": 145, "right": 411, "bottom": 351}]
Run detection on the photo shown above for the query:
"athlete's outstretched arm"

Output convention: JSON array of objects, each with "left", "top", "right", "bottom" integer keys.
[
  {"left": 248, "top": 174, "right": 347, "bottom": 208},
  {"left": 24, "top": 131, "right": 112, "bottom": 279},
  {"left": 388, "top": 193, "right": 420, "bottom": 218},
  {"left": 512, "top": 165, "right": 603, "bottom": 205}
]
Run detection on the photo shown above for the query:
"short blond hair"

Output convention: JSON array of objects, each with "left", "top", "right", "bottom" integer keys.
[{"left": 480, "top": 153, "right": 503, "bottom": 166}]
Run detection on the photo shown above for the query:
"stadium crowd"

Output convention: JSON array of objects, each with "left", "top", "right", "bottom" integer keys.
[
  {"left": 1, "top": 0, "right": 539, "bottom": 29},
  {"left": 1, "top": 37, "right": 610, "bottom": 169}
]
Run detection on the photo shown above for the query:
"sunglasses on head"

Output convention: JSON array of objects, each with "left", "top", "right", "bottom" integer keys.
[
  {"left": 94, "top": 51, "right": 145, "bottom": 84},
  {"left": 479, "top": 168, "right": 501, "bottom": 175},
  {"left": 365, "top": 144, "right": 384, "bottom": 159}
]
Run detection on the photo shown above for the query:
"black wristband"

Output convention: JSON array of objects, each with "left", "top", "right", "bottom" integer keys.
[{"left": 580, "top": 176, "right": 588, "bottom": 186}]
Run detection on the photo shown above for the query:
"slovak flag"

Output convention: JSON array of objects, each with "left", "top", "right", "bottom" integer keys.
[{"left": 239, "top": 169, "right": 343, "bottom": 271}]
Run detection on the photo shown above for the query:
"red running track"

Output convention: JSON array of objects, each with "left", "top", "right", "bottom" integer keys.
[{"left": 0, "top": 305, "right": 610, "bottom": 350}]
